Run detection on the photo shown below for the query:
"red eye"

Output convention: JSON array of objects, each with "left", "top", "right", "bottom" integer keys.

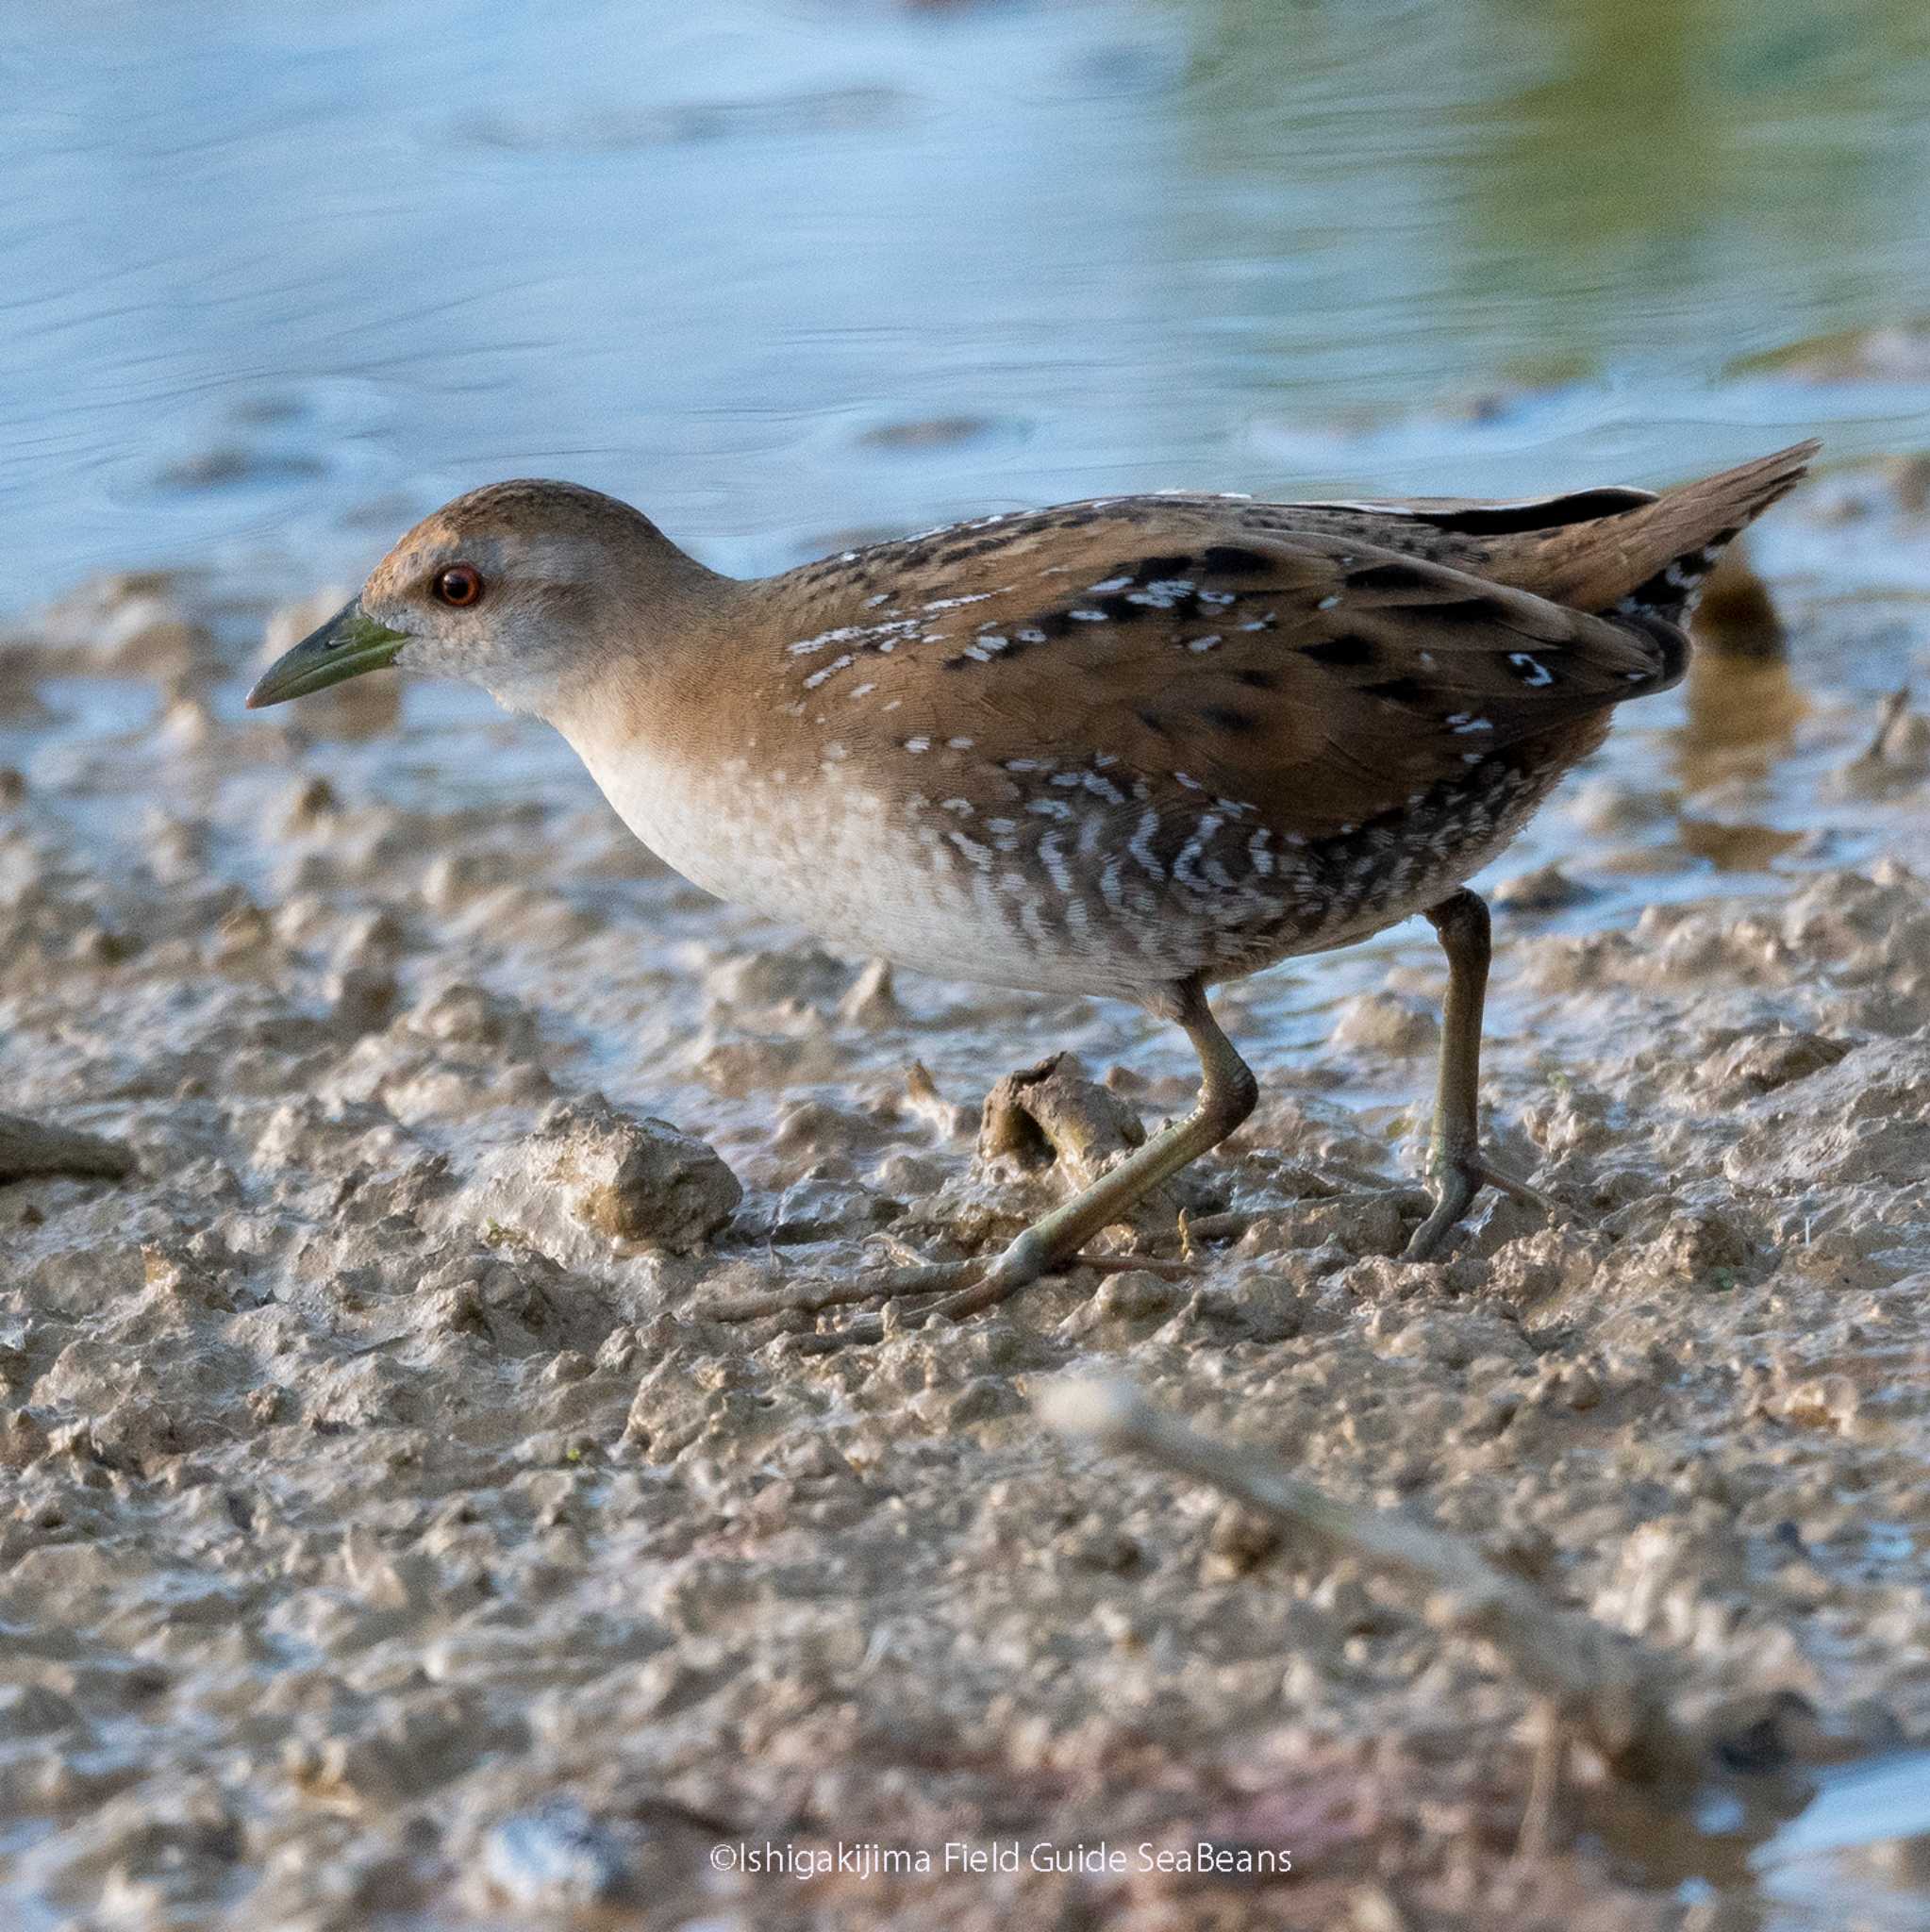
[{"left": 434, "top": 565, "right": 484, "bottom": 608}]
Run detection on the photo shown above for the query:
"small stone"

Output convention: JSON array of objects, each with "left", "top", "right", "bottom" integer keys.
[
  {"left": 838, "top": 956, "right": 900, "bottom": 1024},
  {"left": 768, "top": 1175, "right": 900, "bottom": 1243},
  {"left": 977, "top": 1054, "right": 1152, "bottom": 1200},
  {"left": 540, "top": 1094, "right": 740, "bottom": 1253},
  {"left": 1696, "top": 1030, "right": 1850, "bottom": 1098},
  {"left": 409, "top": 982, "right": 535, "bottom": 1052},
  {"left": 211, "top": 899, "right": 273, "bottom": 962},
  {"left": 108, "top": 609, "right": 215, "bottom": 681},
  {"left": 158, "top": 695, "right": 216, "bottom": 746},
  {"left": 1203, "top": 1500, "right": 1284, "bottom": 1580},
  {"left": 0, "top": 1682, "right": 79, "bottom": 1736},
  {"left": 328, "top": 965, "right": 398, "bottom": 1032},
  {"left": 71, "top": 924, "right": 141, "bottom": 966},
  {"left": 1566, "top": 777, "right": 1672, "bottom": 835},
  {"left": 1329, "top": 991, "right": 1439, "bottom": 1058},
  {"left": 1491, "top": 863, "right": 1592, "bottom": 911},
  {"left": 281, "top": 774, "right": 340, "bottom": 831},
  {"left": 1091, "top": 1268, "right": 1182, "bottom": 1321}
]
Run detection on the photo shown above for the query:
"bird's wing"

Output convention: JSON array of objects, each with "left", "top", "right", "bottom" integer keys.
[{"left": 780, "top": 508, "right": 1680, "bottom": 839}]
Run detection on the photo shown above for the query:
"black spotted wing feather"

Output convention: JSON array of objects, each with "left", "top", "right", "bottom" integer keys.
[
  {"left": 779, "top": 515, "right": 1682, "bottom": 841},
  {"left": 1080, "top": 533, "right": 1681, "bottom": 836}
]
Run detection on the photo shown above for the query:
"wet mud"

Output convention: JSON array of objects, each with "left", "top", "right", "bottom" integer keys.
[{"left": 6, "top": 460, "right": 1930, "bottom": 1927}]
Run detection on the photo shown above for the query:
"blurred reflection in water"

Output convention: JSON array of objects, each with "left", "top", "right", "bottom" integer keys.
[{"left": 1, "top": 0, "right": 1926, "bottom": 609}]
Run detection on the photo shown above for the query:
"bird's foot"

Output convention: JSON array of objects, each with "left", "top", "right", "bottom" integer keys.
[
  {"left": 1403, "top": 1150, "right": 1567, "bottom": 1261},
  {"left": 763, "top": 1232, "right": 1199, "bottom": 1355}
]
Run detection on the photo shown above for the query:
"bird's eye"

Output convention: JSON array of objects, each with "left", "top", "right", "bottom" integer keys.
[{"left": 433, "top": 565, "right": 484, "bottom": 608}]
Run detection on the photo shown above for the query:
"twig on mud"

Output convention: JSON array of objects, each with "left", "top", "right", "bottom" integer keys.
[
  {"left": 707, "top": 1272, "right": 958, "bottom": 1324},
  {"left": 0, "top": 1112, "right": 135, "bottom": 1184},
  {"left": 710, "top": 1245, "right": 1197, "bottom": 1327},
  {"left": 1037, "top": 1375, "right": 1691, "bottom": 1783}
]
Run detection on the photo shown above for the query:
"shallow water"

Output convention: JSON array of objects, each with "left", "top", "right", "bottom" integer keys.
[{"left": 6, "top": 0, "right": 1930, "bottom": 612}]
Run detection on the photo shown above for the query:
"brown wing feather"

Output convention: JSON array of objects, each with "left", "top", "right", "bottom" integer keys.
[{"left": 761, "top": 512, "right": 1680, "bottom": 841}]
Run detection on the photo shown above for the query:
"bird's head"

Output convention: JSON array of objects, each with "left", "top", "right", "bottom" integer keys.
[{"left": 247, "top": 480, "right": 703, "bottom": 719}]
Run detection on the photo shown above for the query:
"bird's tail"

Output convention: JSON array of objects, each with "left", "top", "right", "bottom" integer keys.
[{"left": 1508, "top": 439, "right": 1820, "bottom": 622}]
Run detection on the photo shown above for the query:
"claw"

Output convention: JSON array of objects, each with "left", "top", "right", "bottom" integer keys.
[{"left": 1403, "top": 1152, "right": 1566, "bottom": 1261}]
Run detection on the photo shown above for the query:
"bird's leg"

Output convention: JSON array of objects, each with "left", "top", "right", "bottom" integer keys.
[
  {"left": 1403, "top": 890, "right": 1562, "bottom": 1260},
  {"left": 797, "top": 978, "right": 1257, "bottom": 1348}
]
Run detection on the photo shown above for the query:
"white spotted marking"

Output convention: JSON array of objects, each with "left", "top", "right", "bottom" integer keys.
[
  {"left": 1185, "top": 634, "right": 1223, "bottom": 654},
  {"left": 948, "top": 829, "right": 993, "bottom": 871},
  {"left": 1507, "top": 653, "right": 1554, "bottom": 687},
  {"left": 947, "top": 736, "right": 974, "bottom": 749},
  {"left": 1038, "top": 834, "right": 1073, "bottom": 893},
  {"left": 1128, "top": 807, "right": 1165, "bottom": 880},
  {"left": 1086, "top": 575, "right": 1134, "bottom": 594},
  {"left": 788, "top": 625, "right": 862, "bottom": 657},
  {"left": 803, "top": 653, "right": 854, "bottom": 689},
  {"left": 1316, "top": 593, "right": 1341, "bottom": 611},
  {"left": 1069, "top": 608, "right": 1107, "bottom": 622},
  {"left": 905, "top": 736, "right": 931, "bottom": 754},
  {"left": 1174, "top": 813, "right": 1223, "bottom": 886}
]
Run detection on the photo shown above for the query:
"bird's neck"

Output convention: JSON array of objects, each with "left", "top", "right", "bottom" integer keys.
[{"left": 543, "top": 567, "right": 773, "bottom": 775}]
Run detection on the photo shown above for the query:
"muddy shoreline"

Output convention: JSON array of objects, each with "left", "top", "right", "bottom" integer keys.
[{"left": 6, "top": 460, "right": 1930, "bottom": 1927}]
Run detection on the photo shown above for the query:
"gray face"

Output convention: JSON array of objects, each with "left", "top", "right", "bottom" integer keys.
[
  {"left": 247, "top": 482, "right": 660, "bottom": 717},
  {"left": 357, "top": 531, "right": 608, "bottom": 714}
]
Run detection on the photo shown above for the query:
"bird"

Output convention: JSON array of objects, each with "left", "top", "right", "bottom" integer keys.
[{"left": 249, "top": 438, "right": 1818, "bottom": 1340}]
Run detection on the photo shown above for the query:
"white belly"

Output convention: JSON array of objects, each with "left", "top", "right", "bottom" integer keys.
[{"left": 565, "top": 732, "right": 1102, "bottom": 994}]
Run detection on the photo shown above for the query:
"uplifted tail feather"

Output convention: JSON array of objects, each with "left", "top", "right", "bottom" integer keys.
[{"left": 1506, "top": 440, "right": 1820, "bottom": 620}]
